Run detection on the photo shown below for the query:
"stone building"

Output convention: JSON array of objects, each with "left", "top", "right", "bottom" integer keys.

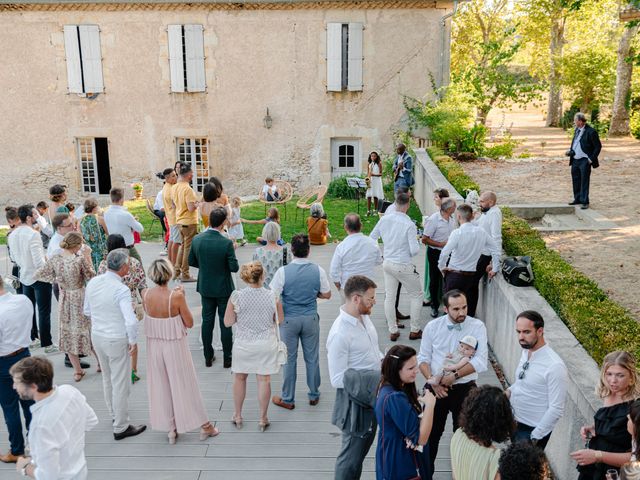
[{"left": 0, "top": 0, "right": 456, "bottom": 203}]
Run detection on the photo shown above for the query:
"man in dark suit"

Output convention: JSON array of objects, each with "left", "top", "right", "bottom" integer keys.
[
  {"left": 567, "top": 112, "right": 602, "bottom": 209},
  {"left": 188, "top": 207, "right": 239, "bottom": 368}
]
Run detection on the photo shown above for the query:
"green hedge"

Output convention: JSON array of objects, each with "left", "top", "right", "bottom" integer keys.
[
  {"left": 426, "top": 147, "right": 480, "bottom": 198},
  {"left": 427, "top": 149, "right": 640, "bottom": 364}
]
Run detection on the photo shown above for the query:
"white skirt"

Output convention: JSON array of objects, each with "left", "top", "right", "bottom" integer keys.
[
  {"left": 367, "top": 176, "right": 384, "bottom": 199},
  {"left": 232, "top": 335, "right": 280, "bottom": 375}
]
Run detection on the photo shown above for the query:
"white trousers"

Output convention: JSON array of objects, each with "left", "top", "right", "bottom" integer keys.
[
  {"left": 92, "top": 334, "right": 130, "bottom": 434},
  {"left": 383, "top": 260, "right": 423, "bottom": 333}
]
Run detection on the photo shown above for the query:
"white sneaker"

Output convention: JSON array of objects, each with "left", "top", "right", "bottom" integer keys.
[
  {"left": 159, "top": 251, "right": 168, "bottom": 256},
  {"left": 30, "top": 339, "right": 41, "bottom": 349},
  {"left": 44, "top": 344, "right": 60, "bottom": 354}
]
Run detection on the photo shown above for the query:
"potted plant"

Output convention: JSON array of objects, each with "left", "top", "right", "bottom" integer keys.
[{"left": 131, "top": 182, "right": 144, "bottom": 200}]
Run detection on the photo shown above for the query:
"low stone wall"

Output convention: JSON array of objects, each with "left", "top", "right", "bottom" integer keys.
[{"left": 414, "top": 148, "right": 602, "bottom": 479}]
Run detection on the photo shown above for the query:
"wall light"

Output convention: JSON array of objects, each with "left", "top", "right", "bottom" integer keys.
[{"left": 263, "top": 108, "right": 273, "bottom": 129}]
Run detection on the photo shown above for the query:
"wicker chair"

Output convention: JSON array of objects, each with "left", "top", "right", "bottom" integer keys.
[
  {"left": 295, "top": 185, "right": 328, "bottom": 223},
  {"left": 259, "top": 179, "right": 293, "bottom": 219},
  {"left": 145, "top": 198, "right": 163, "bottom": 236}
]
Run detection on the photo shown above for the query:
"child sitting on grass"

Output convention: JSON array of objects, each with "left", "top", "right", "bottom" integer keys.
[{"left": 241, "top": 207, "right": 284, "bottom": 245}]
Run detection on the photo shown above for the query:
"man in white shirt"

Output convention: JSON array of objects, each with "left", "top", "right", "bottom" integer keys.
[
  {"left": 438, "top": 204, "right": 501, "bottom": 318},
  {"left": 7, "top": 205, "right": 57, "bottom": 353},
  {"left": 46, "top": 213, "right": 76, "bottom": 259},
  {"left": 370, "top": 192, "right": 423, "bottom": 341},
  {"left": 328, "top": 275, "right": 383, "bottom": 479},
  {"left": 153, "top": 177, "right": 168, "bottom": 251},
  {"left": 506, "top": 310, "right": 567, "bottom": 449},
  {"left": 104, "top": 187, "right": 144, "bottom": 263},
  {"left": 84, "top": 249, "right": 146, "bottom": 440},
  {"left": 11, "top": 356, "right": 98, "bottom": 479},
  {"left": 423, "top": 198, "right": 456, "bottom": 319},
  {"left": 473, "top": 191, "right": 502, "bottom": 286},
  {"left": 270, "top": 234, "right": 331, "bottom": 410},
  {"left": 329, "top": 214, "right": 382, "bottom": 297},
  {"left": 417, "top": 289, "right": 488, "bottom": 474},
  {"left": 0, "top": 279, "right": 34, "bottom": 464}
]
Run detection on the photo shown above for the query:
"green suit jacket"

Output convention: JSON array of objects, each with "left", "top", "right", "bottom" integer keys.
[{"left": 188, "top": 229, "right": 239, "bottom": 298}]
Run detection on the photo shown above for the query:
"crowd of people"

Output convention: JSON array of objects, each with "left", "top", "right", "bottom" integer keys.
[{"left": 0, "top": 139, "right": 635, "bottom": 480}]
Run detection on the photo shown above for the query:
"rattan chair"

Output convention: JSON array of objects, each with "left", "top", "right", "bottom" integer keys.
[
  {"left": 295, "top": 185, "right": 328, "bottom": 223},
  {"left": 259, "top": 179, "right": 293, "bottom": 219},
  {"left": 145, "top": 198, "right": 163, "bottom": 236}
]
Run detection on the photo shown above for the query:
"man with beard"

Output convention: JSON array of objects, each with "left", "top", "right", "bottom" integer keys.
[
  {"left": 473, "top": 191, "right": 502, "bottom": 284},
  {"left": 417, "top": 290, "right": 488, "bottom": 477},
  {"left": 327, "top": 275, "right": 383, "bottom": 479},
  {"left": 506, "top": 310, "right": 567, "bottom": 450}
]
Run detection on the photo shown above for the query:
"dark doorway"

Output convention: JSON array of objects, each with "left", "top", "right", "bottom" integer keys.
[{"left": 94, "top": 137, "right": 111, "bottom": 194}]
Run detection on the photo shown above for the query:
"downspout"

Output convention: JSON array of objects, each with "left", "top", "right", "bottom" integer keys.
[{"left": 438, "top": 0, "right": 462, "bottom": 93}]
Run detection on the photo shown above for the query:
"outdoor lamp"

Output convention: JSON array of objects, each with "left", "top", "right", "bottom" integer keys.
[{"left": 263, "top": 108, "right": 273, "bottom": 129}]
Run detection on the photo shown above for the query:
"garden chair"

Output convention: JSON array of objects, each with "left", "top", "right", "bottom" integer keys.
[
  {"left": 295, "top": 185, "right": 328, "bottom": 223},
  {"left": 145, "top": 198, "right": 163, "bottom": 236},
  {"left": 259, "top": 179, "right": 293, "bottom": 219}
]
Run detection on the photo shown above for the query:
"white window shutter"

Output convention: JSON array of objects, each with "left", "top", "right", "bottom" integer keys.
[
  {"left": 168, "top": 25, "right": 185, "bottom": 93},
  {"left": 326, "top": 23, "right": 343, "bottom": 92},
  {"left": 184, "top": 24, "right": 206, "bottom": 92},
  {"left": 78, "top": 25, "right": 104, "bottom": 93},
  {"left": 348, "top": 23, "right": 364, "bottom": 92},
  {"left": 63, "top": 25, "right": 83, "bottom": 94}
]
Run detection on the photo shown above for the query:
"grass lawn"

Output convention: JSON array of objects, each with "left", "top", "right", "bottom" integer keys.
[{"left": 0, "top": 197, "right": 424, "bottom": 246}]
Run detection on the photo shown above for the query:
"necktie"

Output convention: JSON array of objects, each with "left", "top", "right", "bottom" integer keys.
[{"left": 447, "top": 323, "right": 462, "bottom": 331}]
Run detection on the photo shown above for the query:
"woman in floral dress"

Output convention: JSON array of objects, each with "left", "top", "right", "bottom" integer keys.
[
  {"left": 80, "top": 198, "right": 108, "bottom": 271},
  {"left": 35, "top": 232, "right": 96, "bottom": 381},
  {"left": 98, "top": 234, "right": 147, "bottom": 383}
]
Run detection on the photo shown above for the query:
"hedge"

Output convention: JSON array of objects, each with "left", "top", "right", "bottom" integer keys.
[
  {"left": 427, "top": 147, "right": 480, "bottom": 198},
  {"left": 426, "top": 147, "right": 640, "bottom": 364}
]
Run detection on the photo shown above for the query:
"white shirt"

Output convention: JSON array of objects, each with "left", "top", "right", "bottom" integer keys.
[
  {"left": 327, "top": 308, "right": 383, "bottom": 388},
  {"left": 153, "top": 191, "right": 164, "bottom": 211},
  {"left": 47, "top": 232, "right": 63, "bottom": 258},
  {"left": 0, "top": 292, "right": 33, "bottom": 356},
  {"left": 474, "top": 206, "right": 502, "bottom": 255},
  {"left": 104, "top": 205, "right": 144, "bottom": 247},
  {"left": 423, "top": 212, "right": 456, "bottom": 250},
  {"left": 35, "top": 215, "right": 53, "bottom": 239},
  {"left": 572, "top": 127, "right": 590, "bottom": 160},
  {"left": 438, "top": 222, "right": 500, "bottom": 273},
  {"left": 384, "top": 202, "right": 398, "bottom": 215},
  {"left": 508, "top": 344, "right": 567, "bottom": 439},
  {"left": 83, "top": 271, "right": 138, "bottom": 344},
  {"left": 370, "top": 211, "right": 420, "bottom": 264},
  {"left": 262, "top": 184, "right": 278, "bottom": 196},
  {"left": 7, "top": 225, "right": 46, "bottom": 286},
  {"left": 29, "top": 385, "right": 98, "bottom": 480},
  {"left": 269, "top": 258, "right": 331, "bottom": 298},
  {"left": 329, "top": 233, "right": 382, "bottom": 286},
  {"left": 418, "top": 315, "right": 488, "bottom": 384}
]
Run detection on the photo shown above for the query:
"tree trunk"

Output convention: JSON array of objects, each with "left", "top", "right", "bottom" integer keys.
[
  {"left": 609, "top": 25, "right": 639, "bottom": 136},
  {"left": 546, "top": 17, "right": 565, "bottom": 127}
]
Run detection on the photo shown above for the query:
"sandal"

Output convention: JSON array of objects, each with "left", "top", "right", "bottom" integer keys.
[
  {"left": 231, "top": 415, "right": 243, "bottom": 429},
  {"left": 131, "top": 369, "right": 140, "bottom": 384},
  {"left": 258, "top": 420, "right": 270, "bottom": 432},
  {"left": 73, "top": 371, "right": 86, "bottom": 382},
  {"left": 200, "top": 422, "right": 220, "bottom": 440},
  {"left": 168, "top": 430, "right": 178, "bottom": 445}
]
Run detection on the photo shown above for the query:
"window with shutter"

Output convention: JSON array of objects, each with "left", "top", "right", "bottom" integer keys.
[
  {"left": 347, "top": 23, "right": 363, "bottom": 91},
  {"left": 63, "top": 25, "right": 104, "bottom": 94},
  {"left": 168, "top": 24, "right": 206, "bottom": 93},
  {"left": 63, "top": 26, "right": 83, "bottom": 94},
  {"left": 176, "top": 137, "right": 210, "bottom": 191},
  {"left": 168, "top": 25, "right": 185, "bottom": 93},
  {"left": 326, "top": 22, "right": 364, "bottom": 92},
  {"left": 326, "top": 23, "right": 343, "bottom": 92}
]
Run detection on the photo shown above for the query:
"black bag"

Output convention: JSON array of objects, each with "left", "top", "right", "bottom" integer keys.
[{"left": 501, "top": 256, "right": 534, "bottom": 287}]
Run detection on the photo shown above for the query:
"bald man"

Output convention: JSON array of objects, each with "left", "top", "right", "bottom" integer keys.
[{"left": 473, "top": 191, "right": 502, "bottom": 311}]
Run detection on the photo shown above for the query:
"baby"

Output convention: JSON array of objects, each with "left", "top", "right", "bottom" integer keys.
[{"left": 427, "top": 335, "right": 477, "bottom": 385}]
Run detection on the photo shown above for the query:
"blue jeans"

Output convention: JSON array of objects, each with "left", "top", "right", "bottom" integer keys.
[
  {"left": 571, "top": 157, "right": 591, "bottom": 205},
  {"left": 0, "top": 348, "right": 33, "bottom": 455},
  {"left": 513, "top": 422, "right": 551, "bottom": 450},
  {"left": 280, "top": 314, "right": 321, "bottom": 403},
  {"left": 21, "top": 281, "right": 53, "bottom": 347}
]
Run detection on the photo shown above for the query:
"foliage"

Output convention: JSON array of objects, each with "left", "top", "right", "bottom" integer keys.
[
  {"left": 426, "top": 147, "right": 480, "bottom": 198},
  {"left": 482, "top": 135, "right": 520, "bottom": 159},
  {"left": 327, "top": 174, "right": 366, "bottom": 200},
  {"left": 630, "top": 108, "right": 640, "bottom": 139},
  {"left": 131, "top": 182, "right": 144, "bottom": 192}
]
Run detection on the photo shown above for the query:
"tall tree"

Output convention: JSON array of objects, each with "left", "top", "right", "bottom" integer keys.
[{"left": 610, "top": 24, "right": 640, "bottom": 135}]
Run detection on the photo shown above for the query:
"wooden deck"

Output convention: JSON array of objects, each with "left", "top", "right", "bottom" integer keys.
[{"left": 0, "top": 241, "right": 500, "bottom": 479}]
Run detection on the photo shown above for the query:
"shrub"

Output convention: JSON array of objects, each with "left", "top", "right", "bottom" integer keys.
[
  {"left": 327, "top": 174, "right": 366, "bottom": 199},
  {"left": 631, "top": 109, "right": 640, "bottom": 140},
  {"left": 426, "top": 147, "right": 480, "bottom": 198}
]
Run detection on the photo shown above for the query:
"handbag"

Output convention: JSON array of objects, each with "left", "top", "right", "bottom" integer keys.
[
  {"left": 282, "top": 246, "right": 288, "bottom": 266},
  {"left": 134, "top": 290, "right": 144, "bottom": 321},
  {"left": 381, "top": 393, "right": 421, "bottom": 480},
  {"left": 4, "top": 245, "right": 21, "bottom": 291},
  {"left": 273, "top": 294, "right": 288, "bottom": 366}
]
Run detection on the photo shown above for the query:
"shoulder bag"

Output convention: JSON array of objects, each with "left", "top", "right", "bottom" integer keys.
[
  {"left": 381, "top": 392, "right": 421, "bottom": 480},
  {"left": 282, "top": 246, "right": 288, "bottom": 266}
]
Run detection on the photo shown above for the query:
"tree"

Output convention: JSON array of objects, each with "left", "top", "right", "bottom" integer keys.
[{"left": 610, "top": 23, "right": 640, "bottom": 135}]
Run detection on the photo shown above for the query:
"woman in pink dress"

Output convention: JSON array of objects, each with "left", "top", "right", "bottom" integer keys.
[{"left": 142, "top": 258, "right": 219, "bottom": 444}]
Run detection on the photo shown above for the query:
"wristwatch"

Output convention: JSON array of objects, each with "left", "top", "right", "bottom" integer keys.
[{"left": 453, "top": 370, "right": 460, "bottom": 380}]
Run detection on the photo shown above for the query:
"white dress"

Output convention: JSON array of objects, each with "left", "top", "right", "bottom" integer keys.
[
  {"left": 230, "top": 287, "right": 280, "bottom": 375},
  {"left": 228, "top": 207, "right": 244, "bottom": 240},
  {"left": 367, "top": 163, "right": 384, "bottom": 199}
]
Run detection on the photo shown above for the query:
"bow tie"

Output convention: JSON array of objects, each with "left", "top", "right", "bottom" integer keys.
[{"left": 447, "top": 323, "right": 462, "bottom": 331}]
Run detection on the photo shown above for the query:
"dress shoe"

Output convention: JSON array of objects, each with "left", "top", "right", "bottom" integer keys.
[
  {"left": 114, "top": 424, "right": 147, "bottom": 441},
  {"left": 581, "top": 204, "right": 589, "bottom": 210},
  {"left": 390, "top": 332, "right": 400, "bottom": 342},
  {"left": 396, "top": 321, "right": 405, "bottom": 329},
  {"left": 223, "top": 358, "right": 232, "bottom": 369},
  {"left": 0, "top": 451, "right": 19, "bottom": 463},
  {"left": 205, "top": 356, "right": 215, "bottom": 367},
  {"left": 309, "top": 398, "right": 320, "bottom": 406},
  {"left": 409, "top": 330, "right": 423, "bottom": 340},
  {"left": 180, "top": 276, "right": 197, "bottom": 283},
  {"left": 423, "top": 300, "right": 431, "bottom": 307},
  {"left": 431, "top": 307, "right": 440, "bottom": 318},
  {"left": 568, "top": 201, "right": 580, "bottom": 205},
  {"left": 396, "top": 312, "right": 410, "bottom": 320},
  {"left": 272, "top": 396, "right": 295, "bottom": 410}
]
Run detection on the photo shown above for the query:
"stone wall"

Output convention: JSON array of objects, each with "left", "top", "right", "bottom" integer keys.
[
  {"left": 0, "top": 6, "right": 449, "bottom": 205},
  {"left": 415, "top": 148, "right": 602, "bottom": 479}
]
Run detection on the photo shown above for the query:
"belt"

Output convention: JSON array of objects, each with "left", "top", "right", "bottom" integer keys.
[
  {"left": 447, "top": 270, "right": 475, "bottom": 276},
  {"left": 0, "top": 347, "right": 27, "bottom": 359}
]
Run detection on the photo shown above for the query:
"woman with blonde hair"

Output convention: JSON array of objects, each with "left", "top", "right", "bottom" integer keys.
[
  {"left": 571, "top": 351, "right": 640, "bottom": 479},
  {"left": 224, "top": 261, "right": 284, "bottom": 431},
  {"left": 306, "top": 203, "right": 330, "bottom": 245},
  {"left": 252, "top": 222, "right": 291, "bottom": 287},
  {"left": 35, "top": 231, "right": 96, "bottom": 381},
  {"left": 142, "top": 258, "right": 219, "bottom": 444}
]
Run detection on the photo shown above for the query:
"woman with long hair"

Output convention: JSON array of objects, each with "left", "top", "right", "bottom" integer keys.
[
  {"left": 450, "top": 385, "right": 515, "bottom": 480},
  {"left": 375, "top": 345, "right": 436, "bottom": 480},
  {"left": 79, "top": 198, "right": 108, "bottom": 271},
  {"left": 199, "top": 182, "right": 231, "bottom": 229},
  {"left": 571, "top": 351, "right": 640, "bottom": 479},
  {"left": 366, "top": 151, "right": 384, "bottom": 215}
]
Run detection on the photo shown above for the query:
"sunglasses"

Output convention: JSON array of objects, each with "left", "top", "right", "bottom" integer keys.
[{"left": 518, "top": 361, "right": 530, "bottom": 380}]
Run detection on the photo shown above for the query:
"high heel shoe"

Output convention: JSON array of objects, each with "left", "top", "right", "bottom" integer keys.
[
  {"left": 200, "top": 422, "right": 220, "bottom": 441},
  {"left": 258, "top": 420, "right": 270, "bottom": 432},
  {"left": 231, "top": 415, "right": 243, "bottom": 430},
  {"left": 168, "top": 430, "right": 178, "bottom": 445}
]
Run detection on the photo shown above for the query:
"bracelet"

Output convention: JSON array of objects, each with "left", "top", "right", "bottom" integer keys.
[{"left": 595, "top": 450, "right": 603, "bottom": 463}]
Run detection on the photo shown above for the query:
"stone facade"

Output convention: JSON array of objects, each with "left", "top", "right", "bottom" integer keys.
[{"left": 0, "top": 1, "right": 452, "bottom": 204}]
